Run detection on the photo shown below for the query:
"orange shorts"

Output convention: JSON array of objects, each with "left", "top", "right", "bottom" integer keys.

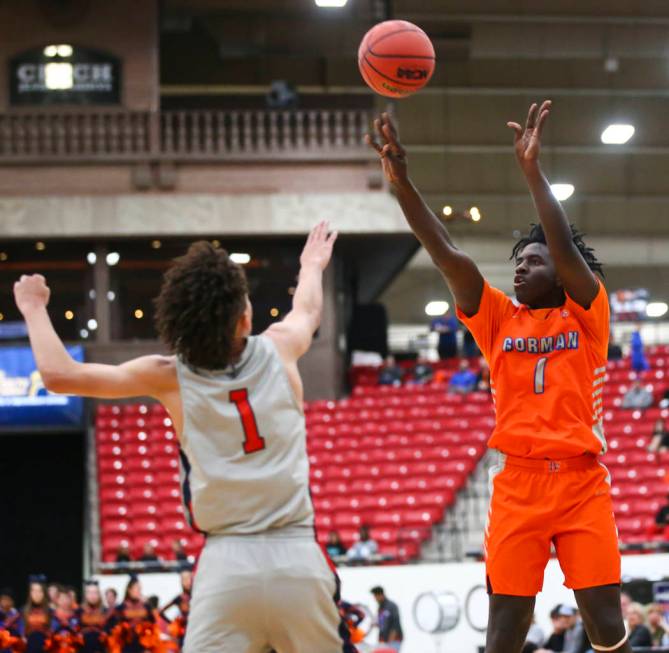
[{"left": 485, "top": 452, "right": 621, "bottom": 596}]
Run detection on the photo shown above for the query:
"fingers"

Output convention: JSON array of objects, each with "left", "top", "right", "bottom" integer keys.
[
  {"left": 506, "top": 122, "right": 523, "bottom": 141},
  {"left": 525, "top": 103, "right": 538, "bottom": 131},
  {"left": 327, "top": 230, "right": 338, "bottom": 245},
  {"left": 365, "top": 133, "right": 383, "bottom": 156},
  {"left": 535, "top": 109, "right": 550, "bottom": 138}
]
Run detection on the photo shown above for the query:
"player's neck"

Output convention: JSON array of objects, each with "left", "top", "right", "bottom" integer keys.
[{"left": 526, "top": 288, "right": 565, "bottom": 310}]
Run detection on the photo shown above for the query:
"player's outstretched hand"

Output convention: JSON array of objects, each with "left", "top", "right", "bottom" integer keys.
[
  {"left": 365, "top": 112, "right": 408, "bottom": 187},
  {"left": 14, "top": 274, "right": 51, "bottom": 315},
  {"left": 507, "top": 100, "right": 551, "bottom": 174},
  {"left": 300, "top": 220, "right": 338, "bottom": 271}
]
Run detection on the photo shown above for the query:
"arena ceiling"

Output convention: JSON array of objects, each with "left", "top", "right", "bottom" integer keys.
[{"left": 161, "top": 1, "right": 669, "bottom": 321}]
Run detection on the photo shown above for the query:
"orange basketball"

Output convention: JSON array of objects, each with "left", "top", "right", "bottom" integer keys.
[{"left": 358, "top": 20, "right": 436, "bottom": 98}]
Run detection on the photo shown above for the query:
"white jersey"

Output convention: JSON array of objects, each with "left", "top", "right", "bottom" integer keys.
[{"left": 175, "top": 335, "right": 314, "bottom": 535}]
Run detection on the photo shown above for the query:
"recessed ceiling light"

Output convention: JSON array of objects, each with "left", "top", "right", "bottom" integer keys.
[
  {"left": 134, "top": 309, "right": 144, "bottom": 319},
  {"left": 315, "top": 0, "right": 347, "bottom": 6},
  {"left": 106, "top": 252, "right": 120, "bottom": 266},
  {"left": 65, "top": 310, "right": 74, "bottom": 320},
  {"left": 425, "top": 301, "right": 449, "bottom": 316},
  {"left": 470, "top": 207, "right": 481, "bottom": 222},
  {"left": 87, "top": 319, "right": 98, "bottom": 330},
  {"left": 230, "top": 252, "right": 251, "bottom": 264},
  {"left": 550, "top": 183, "right": 575, "bottom": 201},
  {"left": 442, "top": 206, "right": 453, "bottom": 217},
  {"left": 601, "top": 124, "right": 635, "bottom": 145},
  {"left": 35, "top": 241, "right": 46, "bottom": 251},
  {"left": 87, "top": 252, "right": 97, "bottom": 265},
  {"left": 151, "top": 240, "right": 162, "bottom": 249}
]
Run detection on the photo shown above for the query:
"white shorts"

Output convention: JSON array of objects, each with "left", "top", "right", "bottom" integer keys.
[{"left": 183, "top": 530, "right": 355, "bottom": 653}]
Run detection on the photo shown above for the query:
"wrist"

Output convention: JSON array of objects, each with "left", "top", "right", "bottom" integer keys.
[
  {"left": 20, "top": 304, "right": 48, "bottom": 320},
  {"left": 521, "top": 161, "right": 543, "bottom": 183},
  {"left": 390, "top": 176, "right": 414, "bottom": 194}
]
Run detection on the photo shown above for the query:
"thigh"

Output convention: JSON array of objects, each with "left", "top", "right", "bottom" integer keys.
[
  {"left": 265, "top": 540, "right": 355, "bottom": 653},
  {"left": 183, "top": 538, "right": 270, "bottom": 653},
  {"left": 485, "top": 466, "right": 552, "bottom": 596},
  {"left": 486, "top": 594, "right": 536, "bottom": 653},
  {"left": 553, "top": 466, "right": 621, "bottom": 591},
  {"left": 574, "top": 585, "right": 630, "bottom": 652}
]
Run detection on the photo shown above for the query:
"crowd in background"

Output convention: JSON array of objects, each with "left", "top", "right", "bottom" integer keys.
[
  {"left": 0, "top": 572, "right": 191, "bottom": 653},
  {"left": 522, "top": 593, "right": 669, "bottom": 652}
]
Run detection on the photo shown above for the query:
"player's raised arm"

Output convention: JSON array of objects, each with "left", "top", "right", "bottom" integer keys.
[
  {"left": 13, "top": 274, "right": 176, "bottom": 400},
  {"left": 366, "top": 112, "right": 484, "bottom": 316},
  {"left": 508, "top": 100, "right": 600, "bottom": 308},
  {"left": 265, "top": 220, "right": 337, "bottom": 361}
]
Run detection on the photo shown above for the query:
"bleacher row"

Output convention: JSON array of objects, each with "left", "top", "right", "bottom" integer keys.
[{"left": 96, "top": 345, "right": 669, "bottom": 564}]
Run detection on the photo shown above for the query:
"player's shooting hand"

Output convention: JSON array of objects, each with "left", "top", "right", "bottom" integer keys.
[
  {"left": 366, "top": 112, "right": 408, "bottom": 187},
  {"left": 300, "top": 220, "right": 338, "bottom": 270},
  {"left": 507, "top": 100, "right": 551, "bottom": 174},
  {"left": 13, "top": 274, "right": 51, "bottom": 315}
]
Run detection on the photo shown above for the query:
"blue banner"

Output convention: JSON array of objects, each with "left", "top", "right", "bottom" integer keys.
[{"left": 0, "top": 345, "right": 85, "bottom": 428}]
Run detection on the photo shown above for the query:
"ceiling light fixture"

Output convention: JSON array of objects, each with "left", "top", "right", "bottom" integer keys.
[
  {"left": 601, "top": 124, "right": 635, "bottom": 145},
  {"left": 425, "top": 301, "right": 449, "bottom": 316},
  {"left": 550, "top": 183, "right": 575, "bottom": 201}
]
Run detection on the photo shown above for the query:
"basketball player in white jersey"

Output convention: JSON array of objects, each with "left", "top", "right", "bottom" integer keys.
[{"left": 14, "top": 221, "right": 357, "bottom": 653}]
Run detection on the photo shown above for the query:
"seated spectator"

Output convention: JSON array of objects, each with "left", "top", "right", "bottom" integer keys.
[
  {"left": 621, "top": 381, "right": 653, "bottom": 409},
  {"left": 410, "top": 362, "right": 433, "bottom": 385},
  {"left": 347, "top": 525, "right": 378, "bottom": 562},
  {"left": 171, "top": 539, "right": 189, "bottom": 563},
  {"left": 115, "top": 544, "right": 131, "bottom": 564},
  {"left": 431, "top": 311, "right": 458, "bottom": 360},
  {"left": 448, "top": 360, "right": 477, "bottom": 394},
  {"left": 378, "top": 356, "right": 403, "bottom": 387},
  {"left": 630, "top": 330, "right": 649, "bottom": 372},
  {"left": 138, "top": 543, "right": 162, "bottom": 570},
  {"left": 647, "top": 603, "right": 669, "bottom": 647},
  {"left": 537, "top": 604, "right": 571, "bottom": 652},
  {"left": 325, "top": 530, "right": 347, "bottom": 558},
  {"left": 477, "top": 360, "right": 491, "bottom": 392},
  {"left": 627, "top": 602, "right": 653, "bottom": 647},
  {"left": 649, "top": 418, "right": 669, "bottom": 453},
  {"left": 655, "top": 494, "right": 669, "bottom": 530}
]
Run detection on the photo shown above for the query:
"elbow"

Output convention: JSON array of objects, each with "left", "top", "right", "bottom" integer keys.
[{"left": 40, "top": 368, "right": 76, "bottom": 394}]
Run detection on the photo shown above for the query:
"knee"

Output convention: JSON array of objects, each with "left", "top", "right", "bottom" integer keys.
[{"left": 585, "top": 610, "right": 626, "bottom": 646}]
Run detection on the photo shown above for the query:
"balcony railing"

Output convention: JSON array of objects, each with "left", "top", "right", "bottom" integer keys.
[{"left": 0, "top": 109, "right": 371, "bottom": 163}]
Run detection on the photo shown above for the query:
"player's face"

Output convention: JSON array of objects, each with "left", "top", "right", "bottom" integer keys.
[{"left": 513, "top": 243, "right": 560, "bottom": 306}]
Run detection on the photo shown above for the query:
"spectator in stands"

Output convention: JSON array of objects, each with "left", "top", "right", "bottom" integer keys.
[
  {"left": 20, "top": 576, "right": 52, "bottom": 653},
  {"left": 630, "top": 330, "right": 650, "bottom": 372},
  {"left": 138, "top": 542, "right": 161, "bottom": 567},
  {"left": 77, "top": 581, "right": 107, "bottom": 653},
  {"left": 46, "top": 583, "right": 59, "bottom": 610},
  {"left": 649, "top": 418, "right": 669, "bottom": 454},
  {"left": 647, "top": 604, "right": 669, "bottom": 647},
  {"left": 621, "top": 381, "right": 653, "bottom": 409},
  {"left": 107, "top": 577, "right": 157, "bottom": 653},
  {"left": 104, "top": 588, "right": 117, "bottom": 612},
  {"left": 378, "top": 356, "right": 403, "bottom": 387},
  {"left": 627, "top": 602, "right": 653, "bottom": 647},
  {"left": 655, "top": 494, "right": 669, "bottom": 531},
  {"left": 525, "top": 615, "right": 544, "bottom": 650},
  {"left": 114, "top": 544, "right": 131, "bottom": 565},
  {"left": 325, "top": 530, "right": 347, "bottom": 558},
  {"left": 171, "top": 539, "right": 188, "bottom": 564},
  {"left": 448, "top": 360, "right": 477, "bottom": 394},
  {"left": 0, "top": 587, "right": 18, "bottom": 632},
  {"left": 370, "top": 586, "right": 403, "bottom": 651},
  {"left": 430, "top": 311, "right": 459, "bottom": 359},
  {"left": 410, "top": 362, "right": 433, "bottom": 385},
  {"left": 536, "top": 604, "right": 572, "bottom": 652},
  {"left": 477, "top": 359, "right": 491, "bottom": 392},
  {"left": 347, "top": 525, "right": 378, "bottom": 562}
]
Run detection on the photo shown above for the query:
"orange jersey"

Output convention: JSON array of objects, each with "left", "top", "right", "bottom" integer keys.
[{"left": 457, "top": 280, "right": 609, "bottom": 458}]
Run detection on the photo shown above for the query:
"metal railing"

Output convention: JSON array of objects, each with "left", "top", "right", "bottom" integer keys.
[{"left": 0, "top": 108, "right": 371, "bottom": 163}]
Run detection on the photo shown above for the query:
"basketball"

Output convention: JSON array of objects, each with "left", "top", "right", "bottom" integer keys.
[{"left": 358, "top": 20, "right": 436, "bottom": 98}]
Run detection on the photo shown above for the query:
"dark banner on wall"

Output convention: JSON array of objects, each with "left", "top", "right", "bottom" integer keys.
[
  {"left": 0, "top": 345, "right": 85, "bottom": 428},
  {"left": 9, "top": 45, "right": 121, "bottom": 106}
]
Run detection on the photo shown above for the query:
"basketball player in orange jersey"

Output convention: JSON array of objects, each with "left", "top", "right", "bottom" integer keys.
[
  {"left": 368, "top": 102, "right": 631, "bottom": 653},
  {"left": 14, "top": 222, "right": 357, "bottom": 653}
]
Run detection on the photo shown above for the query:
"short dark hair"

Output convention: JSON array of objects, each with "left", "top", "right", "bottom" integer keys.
[
  {"left": 155, "top": 241, "right": 249, "bottom": 370},
  {"left": 511, "top": 223, "right": 604, "bottom": 277},
  {"left": 370, "top": 586, "right": 384, "bottom": 596}
]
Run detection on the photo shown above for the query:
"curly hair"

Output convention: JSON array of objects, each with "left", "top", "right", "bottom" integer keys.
[
  {"left": 155, "top": 241, "right": 249, "bottom": 370},
  {"left": 510, "top": 223, "right": 604, "bottom": 276}
]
